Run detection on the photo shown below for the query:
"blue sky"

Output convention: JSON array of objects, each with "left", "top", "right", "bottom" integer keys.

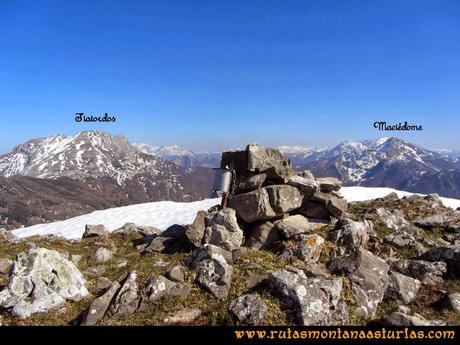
[{"left": 0, "top": 0, "right": 459, "bottom": 153}]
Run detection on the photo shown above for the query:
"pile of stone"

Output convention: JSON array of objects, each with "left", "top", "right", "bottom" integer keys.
[{"left": 221, "top": 144, "right": 347, "bottom": 246}]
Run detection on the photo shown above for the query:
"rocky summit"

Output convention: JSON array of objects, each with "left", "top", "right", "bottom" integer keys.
[{"left": 0, "top": 144, "right": 460, "bottom": 326}]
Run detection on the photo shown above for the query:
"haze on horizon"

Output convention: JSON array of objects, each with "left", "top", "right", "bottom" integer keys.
[{"left": 0, "top": 1, "right": 459, "bottom": 153}]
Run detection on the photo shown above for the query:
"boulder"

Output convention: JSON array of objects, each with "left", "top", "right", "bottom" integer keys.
[
  {"left": 245, "top": 221, "right": 281, "bottom": 250},
  {"left": 329, "top": 248, "right": 389, "bottom": 319},
  {"left": 275, "top": 215, "right": 321, "bottom": 239},
  {"left": 287, "top": 175, "right": 318, "bottom": 197},
  {"left": 310, "top": 191, "right": 332, "bottom": 205},
  {"left": 279, "top": 234, "right": 324, "bottom": 263},
  {"left": 415, "top": 214, "right": 460, "bottom": 229},
  {"left": 106, "top": 271, "right": 140, "bottom": 318},
  {"left": 265, "top": 185, "right": 302, "bottom": 214},
  {"left": 234, "top": 173, "right": 267, "bottom": 194},
  {"left": 417, "top": 245, "right": 460, "bottom": 276},
  {"left": 316, "top": 177, "right": 342, "bottom": 193},
  {"left": 298, "top": 201, "right": 331, "bottom": 219},
  {"left": 193, "top": 244, "right": 233, "bottom": 299},
  {"left": 0, "top": 247, "right": 88, "bottom": 319},
  {"left": 376, "top": 208, "right": 410, "bottom": 231},
  {"left": 384, "top": 271, "right": 420, "bottom": 304},
  {"left": 298, "top": 170, "right": 315, "bottom": 180},
  {"left": 203, "top": 208, "right": 244, "bottom": 252},
  {"left": 228, "top": 188, "right": 277, "bottom": 223},
  {"left": 143, "top": 236, "right": 178, "bottom": 254},
  {"left": 113, "top": 223, "right": 161, "bottom": 238},
  {"left": 329, "top": 219, "right": 373, "bottom": 255},
  {"left": 80, "top": 281, "right": 121, "bottom": 326},
  {"left": 184, "top": 211, "right": 207, "bottom": 248},
  {"left": 246, "top": 144, "right": 292, "bottom": 180},
  {"left": 92, "top": 247, "right": 114, "bottom": 264},
  {"left": 228, "top": 294, "right": 267, "bottom": 325},
  {"left": 268, "top": 268, "right": 346, "bottom": 325},
  {"left": 145, "top": 274, "right": 176, "bottom": 302},
  {"left": 389, "top": 259, "right": 447, "bottom": 285},
  {"left": 83, "top": 224, "right": 108, "bottom": 239},
  {"left": 165, "top": 266, "right": 185, "bottom": 283},
  {"left": 325, "top": 197, "right": 348, "bottom": 219},
  {"left": 384, "top": 229, "right": 418, "bottom": 248}
]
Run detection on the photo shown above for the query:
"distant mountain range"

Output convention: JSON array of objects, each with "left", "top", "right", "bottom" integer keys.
[{"left": 2, "top": 131, "right": 460, "bottom": 229}]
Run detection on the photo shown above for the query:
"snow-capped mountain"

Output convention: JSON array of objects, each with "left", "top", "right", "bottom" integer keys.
[
  {"left": 11, "top": 186, "right": 460, "bottom": 240},
  {"left": 133, "top": 143, "right": 221, "bottom": 169},
  {"left": 294, "top": 137, "right": 460, "bottom": 198}
]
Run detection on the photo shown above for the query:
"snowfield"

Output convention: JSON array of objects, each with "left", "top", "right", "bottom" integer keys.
[{"left": 11, "top": 187, "right": 460, "bottom": 240}]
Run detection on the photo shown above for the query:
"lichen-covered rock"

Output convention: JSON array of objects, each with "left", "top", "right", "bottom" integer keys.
[
  {"left": 389, "top": 258, "right": 447, "bottom": 285},
  {"left": 329, "top": 248, "right": 389, "bottom": 319},
  {"left": 384, "top": 271, "right": 420, "bottom": 304},
  {"left": 228, "top": 294, "right": 267, "bottom": 325},
  {"left": 245, "top": 221, "right": 280, "bottom": 250},
  {"left": 203, "top": 208, "right": 244, "bottom": 252},
  {"left": 81, "top": 281, "right": 121, "bottom": 326},
  {"left": 193, "top": 244, "right": 233, "bottom": 299},
  {"left": 417, "top": 245, "right": 460, "bottom": 276},
  {"left": 0, "top": 247, "right": 88, "bottom": 319},
  {"left": 287, "top": 175, "right": 318, "bottom": 197},
  {"left": 279, "top": 234, "right": 324, "bottom": 263},
  {"left": 107, "top": 271, "right": 140, "bottom": 318},
  {"left": 329, "top": 219, "right": 373, "bottom": 254},
  {"left": 275, "top": 215, "right": 325, "bottom": 239},
  {"left": 375, "top": 208, "right": 410, "bottom": 231},
  {"left": 268, "top": 268, "right": 346, "bottom": 325},
  {"left": 145, "top": 274, "right": 176, "bottom": 302},
  {"left": 92, "top": 247, "right": 114, "bottom": 264}
]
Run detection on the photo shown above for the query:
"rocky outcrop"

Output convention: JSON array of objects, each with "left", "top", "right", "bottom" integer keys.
[{"left": 0, "top": 247, "right": 88, "bottom": 318}]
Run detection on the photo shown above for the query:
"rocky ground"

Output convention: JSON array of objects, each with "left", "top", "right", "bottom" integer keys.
[{"left": 1, "top": 144, "right": 460, "bottom": 326}]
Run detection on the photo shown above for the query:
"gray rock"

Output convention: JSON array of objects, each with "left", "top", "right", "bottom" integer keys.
[
  {"left": 232, "top": 247, "right": 248, "bottom": 263},
  {"left": 170, "top": 283, "right": 192, "bottom": 299},
  {"left": 229, "top": 294, "right": 267, "bottom": 325},
  {"left": 234, "top": 173, "right": 267, "bottom": 194},
  {"left": 385, "top": 271, "right": 420, "bottom": 304},
  {"left": 0, "top": 247, "right": 88, "bottom": 319},
  {"left": 165, "top": 266, "right": 185, "bottom": 283},
  {"left": 417, "top": 245, "right": 460, "bottom": 276},
  {"left": 275, "top": 215, "right": 325, "bottom": 239},
  {"left": 383, "top": 310, "right": 446, "bottom": 326},
  {"left": 425, "top": 193, "right": 441, "bottom": 203},
  {"left": 279, "top": 234, "right": 324, "bottom": 263},
  {"left": 316, "top": 177, "right": 342, "bottom": 193},
  {"left": 113, "top": 223, "right": 161, "bottom": 238},
  {"left": 184, "top": 211, "right": 207, "bottom": 248},
  {"left": 415, "top": 214, "right": 460, "bottom": 229},
  {"left": 265, "top": 185, "right": 302, "bottom": 214},
  {"left": 107, "top": 271, "right": 140, "bottom": 317},
  {"left": 145, "top": 274, "right": 176, "bottom": 302},
  {"left": 245, "top": 221, "right": 280, "bottom": 250},
  {"left": 81, "top": 281, "right": 121, "bottom": 326},
  {"left": 83, "top": 224, "right": 108, "bottom": 238},
  {"left": 268, "top": 269, "right": 345, "bottom": 325},
  {"left": 228, "top": 188, "right": 277, "bottom": 223},
  {"left": 94, "top": 277, "right": 113, "bottom": 294},
  {"left": 298, "top": 170, "right": 315, "bottom": 180},
  {"left": 246, "top": 144, "right": 292, "bottom": 180},
  {"left": 163, "top": 308, "right": 202, "bottom": 325},
  {"left": 92, "top": 247, "right": 114, "bottom": 264},
  {"left": 310, "top": 191, "right": 332, "bottom": 205},
  {"left": 287, "top": 175, "right": 318, "bottom": 197},
  {"left": 440, "top": 293, "right": 460, "bottom": 313},
  {"left": 143, "top": 236, "right": 177, "bottom": 253},
  {"left": 389, "top": 258, "right": 447, "bottom": 285},
  {"left": 384, "top": 229, "right": 418, "bottom": 248},
  {"left": 325, "top": 197, "right": 348, "bottom": 219},
  {"left": 376, "top": 208, "right": 410, "bottom": 231},
  {"left": 298, "top": 201, "right": 331, "bottom": 219},
  {"left": 203, "top": 208, "right": 244, "bottom": 252},
  {"left": 245, "top": 274, "right": 269, "bottom": 290},
  {"left": 329, "top": 219, "right": 372, "bottom": 255},
  {"left": 193, "top": 244, "right": 233, "bottom": 299},
  {"left": 0, "top": 258, "right": 12, "bottom": 275},
  {"left": 329, "top": 248, "right": 389, "bottom": 319}
]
